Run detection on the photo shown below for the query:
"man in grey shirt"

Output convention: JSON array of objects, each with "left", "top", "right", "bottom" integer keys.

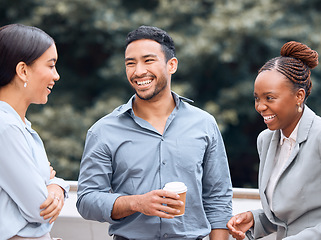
[{"left": 77, "top": 25, "right": 232, "bottom": 240}]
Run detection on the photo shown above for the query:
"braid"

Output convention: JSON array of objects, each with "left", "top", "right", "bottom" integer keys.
[
  {"left": 277, "top": 58, "right": 312, "bottom": 96},
  {"left": 259, "top": 41, "right": 319, "bottom": 99},
  {"left": 281, "top": 41, "right": 318, "bottom": 69}
]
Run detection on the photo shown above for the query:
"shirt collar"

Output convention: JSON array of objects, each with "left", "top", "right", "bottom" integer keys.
[
  {"left": 0, "top": 101, "right": 31, "bottom": 129},
  {"left": 280, "top": 118, "right": 301, "bottom": 145},
  {"left": 115, "top": 91, "right": 193, "bottom": 117}
]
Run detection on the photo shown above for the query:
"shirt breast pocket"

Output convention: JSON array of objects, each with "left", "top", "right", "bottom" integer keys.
[{"left": 175, "top": 139, "right": 206, "bottom": 172}]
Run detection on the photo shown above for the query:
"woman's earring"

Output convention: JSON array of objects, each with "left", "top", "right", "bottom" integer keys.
[
  {"left": 297, "top": 103, "right": 302, "bottom": 113},
  {"left": 24, "top": 82, "right": 27, "bottom": 88}
]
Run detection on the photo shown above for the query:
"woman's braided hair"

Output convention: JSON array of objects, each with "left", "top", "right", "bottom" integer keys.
[{"left": 259, "top": 41, "right": 319, "bottom": 99}]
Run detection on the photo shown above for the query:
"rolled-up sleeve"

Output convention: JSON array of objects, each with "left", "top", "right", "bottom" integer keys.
[
  {"left": 202, "top": 118, "right": 233, "bottom": 229},
  {"left": 76, "top": 130, "right": 122, "bottom": 223}
]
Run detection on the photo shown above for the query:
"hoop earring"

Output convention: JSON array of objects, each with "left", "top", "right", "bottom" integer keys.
[{"left": 297, "top": 103, "right": 302, "bottom": 113}]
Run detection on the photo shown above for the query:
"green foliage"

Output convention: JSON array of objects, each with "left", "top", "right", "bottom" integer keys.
[
  {"left": 28, "top": 96, "right": 123, "bottom": 180},
  {"left": 1, "top": 0, "right": 321, "bottom": 187}
]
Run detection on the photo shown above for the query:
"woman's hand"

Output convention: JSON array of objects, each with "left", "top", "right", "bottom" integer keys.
[
  {"left": 40, "top": 183, "right": 65, "bottom": 224},
  {"left": 40, "top": 184, "right": 64, "bottom": 224},
  {"left": 227, "top": 211, "right": 254, "bottom": 240},
  {"left": 40, "top": 162, "right": 63, "bottom": 223},
  {"left": 49, "top": 162, "right": 56, "bottom": 179}
]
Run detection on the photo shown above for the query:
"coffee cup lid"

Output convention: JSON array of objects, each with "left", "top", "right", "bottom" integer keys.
[{"left": 163, "top": 181, "right": 187, "bottom": 194}]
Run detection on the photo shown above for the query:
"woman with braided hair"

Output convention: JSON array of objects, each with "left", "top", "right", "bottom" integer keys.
[{"left": 227, "top": 41, "right": 321, "bottom": 240}]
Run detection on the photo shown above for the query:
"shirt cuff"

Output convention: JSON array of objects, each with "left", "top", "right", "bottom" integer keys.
[
  {"left": 48, "top": 177, "right": 70, "bottom": 198},
  {"left": 210, "top": 217, "right": 231, "bottom": 230},
  {"left": 105, "top": 193, "right": 123, "bottom": 224}
]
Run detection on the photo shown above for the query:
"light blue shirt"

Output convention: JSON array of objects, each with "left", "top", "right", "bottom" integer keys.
[
  {"left": 0, "top": 101, "right": 69, "bottom": 240},
  {"left": 77, "top": 92, "right": 232, "bottom": 240}
]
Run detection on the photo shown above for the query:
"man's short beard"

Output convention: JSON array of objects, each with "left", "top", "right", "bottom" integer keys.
[
  {"left": 135, "top": 83, "right": 167, "bottom": 101},
  {"left": 134, "top": 76, "right": 168, "bottom": 101}
]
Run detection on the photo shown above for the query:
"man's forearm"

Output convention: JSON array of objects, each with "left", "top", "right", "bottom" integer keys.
[
  {"left": 111, "top": 189, "right": 182, "bottom": 220},
  {"left": 209, "top": 228, "right": 230, "bottom": 240},
  {"left": 111, "top": 195, "right": 138, "bottom": 220}
]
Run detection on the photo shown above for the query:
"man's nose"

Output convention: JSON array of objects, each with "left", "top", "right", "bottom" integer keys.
[{"left": 134, "top": 62, "right": 147, "bottom": 76}]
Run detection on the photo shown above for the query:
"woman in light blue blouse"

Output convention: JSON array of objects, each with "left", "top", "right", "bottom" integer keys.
[{"left": 0, "top": 24, "right": 69, "bottom": 240}]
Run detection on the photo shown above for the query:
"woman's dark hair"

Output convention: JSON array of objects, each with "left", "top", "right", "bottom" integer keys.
[
  {"left": 259, "top": 41, "right": 319, "bottom": 99},
  {"left": 0, "top": 24, "right": 54, "bottom": 87},
  {"left": 125, "top": 25, "right": 176, "bottom": 62}
]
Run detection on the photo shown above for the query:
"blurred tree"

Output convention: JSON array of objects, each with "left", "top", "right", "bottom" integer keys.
[{"left": 1, "top": 0, "right": 321, "bottom": 186}]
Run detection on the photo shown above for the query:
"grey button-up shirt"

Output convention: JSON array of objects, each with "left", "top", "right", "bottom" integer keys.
[{"left": 77, "top": 92, "right": 232, "bottom": 239}]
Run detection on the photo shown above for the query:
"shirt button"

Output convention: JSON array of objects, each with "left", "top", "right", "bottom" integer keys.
[
  {"left": 162, "top": 161, "right": 166, "bottom": 165},
  {"left": 163, "top": 233, "right": 168, "bottom": 238}
]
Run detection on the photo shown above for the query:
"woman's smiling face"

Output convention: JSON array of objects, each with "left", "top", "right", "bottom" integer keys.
[
  {"left": 254, "top": 69, "right": 304, "bottom": 137},
  {"left": 25, "top": 44, "right": 60, "bottom": 105}
]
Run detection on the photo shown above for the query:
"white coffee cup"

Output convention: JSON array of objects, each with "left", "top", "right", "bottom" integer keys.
[{"left": 163, "top": 182, "right": 187, "bottom": 216}]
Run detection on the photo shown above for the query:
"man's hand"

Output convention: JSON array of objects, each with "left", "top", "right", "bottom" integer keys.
[
  {"left": 227, "top": 211, "right": 254, "bottom": 240},
  {"left": 134, "top": 189, "right": 183, "bottom": 218},
  {"left": 111, "top": 189, "right": 184, "bottom": 220}
]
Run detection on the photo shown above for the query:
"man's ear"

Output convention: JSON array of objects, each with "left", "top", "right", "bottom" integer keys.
[
  {"left": 167, "top": 57, "right": 178, "bottom": 75},
  {"left": 15, "top": 62, "right": 28, "bottom": 82}
]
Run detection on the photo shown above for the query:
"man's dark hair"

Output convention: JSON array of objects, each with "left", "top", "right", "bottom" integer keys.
[{"left": 125, "top": 25, "right": 176, "bottom": 62}]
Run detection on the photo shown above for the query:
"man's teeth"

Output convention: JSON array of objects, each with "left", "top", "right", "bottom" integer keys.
[
  {"left": 47, "top": 86, "right": 53, "bottom": 90},
  {"left": 137, "top": 80, "right": 152, "bottom": 85},
  {"left": 263, "top": 115, "right": 276, "bottom": 121}
]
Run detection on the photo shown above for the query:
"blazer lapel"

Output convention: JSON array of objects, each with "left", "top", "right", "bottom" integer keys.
[
  {"left": 261, "top": 131, "right": 280, "bottom": 194},
  {"left": 279, "top": 105, "right": 315, "bottom": 175},
  {"left": 258, "top": 130, "right": 280, "bottom": 223}
]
